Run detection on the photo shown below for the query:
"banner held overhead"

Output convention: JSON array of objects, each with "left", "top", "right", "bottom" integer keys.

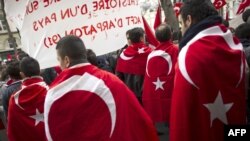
[{"left": 4, "top": 0, "right": 143, "bottom": 69}]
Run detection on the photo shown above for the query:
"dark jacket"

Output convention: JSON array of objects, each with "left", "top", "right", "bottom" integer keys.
[
  {"left": 240, "top": 39, "right": 250, "bottom": 124},
  {"left": 116, "top": 72, "right": 144, "bottom": 103},
  {"left": 1, "top": 80, "right": 21, "bottom": 117}
]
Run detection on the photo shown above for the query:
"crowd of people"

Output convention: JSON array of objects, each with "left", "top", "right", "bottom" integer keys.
[{"left": 0, "top": 0, "right": 250, "bottom": 141}]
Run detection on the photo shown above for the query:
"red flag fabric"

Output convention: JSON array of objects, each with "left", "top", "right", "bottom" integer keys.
[
  {"left": 8, "top": 77, "right": 48, "bottom": 141},
  {"left": 236, "top": 0, "right": 250, "bottom": 14},
  {"left": 116, "top": 42, "right": 152, "bottom": 75},
  {"left": 44, "top": 64, "right": 159, "bottom": 141},
  {"left": 170, "top": 25, "right": 246, "bottom": 141},
  {"left": 154, "top": 5, "right": 162, "bottom": 30},
  {"left": 142, "top": 16, "right": 160, "bottom": 47},
  {"left": 142, "top": 41, "right": 178, "bottom": 123},
  {"left": 174, "top": 2, "right": 183, "bottom": 17},
  {"left": 7, "top": 53, "right": 12, "bottom": 61},
  {"left": 225, "top": 10, "right": 229, "bottom": 21},
  {"left": 213, "top": 0, "right": 226, "bottom": 9},
  {"left": 54, "top": 66, "right": 62, "bottom": 74}
]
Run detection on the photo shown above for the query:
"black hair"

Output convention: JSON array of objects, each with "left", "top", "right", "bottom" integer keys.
[
  {"left": 6, "top": 61, "right": 21, "bottom": 80},
  {"left": 155, "top": 23, "right": 172, "bottom": 42},
  {"left": 20, "top": 57, "right": 40, "bottom": 77},
  {"left": 242, "top": 9, "right": 250, "bottom": 23},
  {"left": 17, "top": 50, "right": 29, "bottom": 61},
  {"left": 86, "top": 49, "right": 98, "bottom": 66},
  {"left": 180, "top": 0, "right": 218, "bottom": 25},
  {"left": 128, "top": 27, "right": 145, "bottom": 43},
  {"left": 235, "top": 23, "right": 250, "bottom": 39},
  {"left": 56, "top": 35, "right": 87, "bottom": 64}
]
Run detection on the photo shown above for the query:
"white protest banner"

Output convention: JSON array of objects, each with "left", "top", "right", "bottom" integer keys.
[{"left": 4, "top": 0, "right": 143, "bottom": 69}]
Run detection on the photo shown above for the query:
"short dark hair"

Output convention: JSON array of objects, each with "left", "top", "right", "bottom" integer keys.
[
  {"left": 86, "top": 49, "right": 97, "bottom": 66},
  {"left": 180, "top": 0, "right": 218, "bottom": 25},
  {"left": 128, "top": 27, "right": 145, "bottom": 43},
  {"left": 235, "top": 23, "right": 250, "bottom": 39},
  {"left": 6, "top": 61, "right": 21, "bottom": 80},
  {"left": 155, "top": 24, "right": 172, "bottom": 42},
  {"left": 20, "top": 57, "right": 40, "bottom": 77},
  {"left": 242, "top": 9, "right": 250, "bottom": 23},
  {"left": 56, "top": 35, "right": 87, "bottom": 61}
]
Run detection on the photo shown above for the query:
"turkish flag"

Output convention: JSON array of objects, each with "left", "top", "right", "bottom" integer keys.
[
  {"left": 142, "top": 16, "right": 160, "bottom": 48},
  {"left": 236, "top": 0, "right": 250, "bottom": 14},
  {"left": 116, "top": 42, "right": 152, "bottom": 75},
  {"left": 44, "top": 64, "right": 159, "bottom": 141},
  {"left": 174, "top": 2, "right": 183, "bottom": 17},
  {"left": 154, "top": 4, "right": 162, "bottom": 30},
  {"left": 142, "top": 41, "right": 179, "bottom": 123},
  {"left": 7, "top": 53, "right": 12, "bottom": 61},
  {"left": 225, "top": 10, "right": 229, "bottom": 21},
  {"left": 170, "top": 25, "right": 247, "bottom": 141},
  {"left": 213, "top": 0, "right": 226, "bottom": 9},
  {"left": 8, "top": 77, "right": 48, "bottom": 141}
]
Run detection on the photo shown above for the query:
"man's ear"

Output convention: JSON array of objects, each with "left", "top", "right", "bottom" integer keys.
[
  {"left": 186, "top": 15, "right": 192, "bottom": 27},
  {"left": 20, "top": 72, "right": 25, "bottom": 79},
  {"left": 140, "top": 35, "right": 145, "bottom": 43},
  {"left": 64, "top": 56, "right": 70, "bottom": 68}
]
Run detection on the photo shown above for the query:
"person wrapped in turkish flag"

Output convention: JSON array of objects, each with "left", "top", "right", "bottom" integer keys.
[
  {"left": 142, "top": 24, "right": 179, "bottom": 123},
  {"left": 44, "top": 35, "right": 159, "bottom": 141},
  {"left": 170, "top": 1, "right": 247, "bottom": 141},
  {"left": 8, "top": 57, "right": 48, "bottom": 141}
]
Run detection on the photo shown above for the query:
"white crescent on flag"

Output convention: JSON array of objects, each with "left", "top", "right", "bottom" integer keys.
[
  {"left": 174, "top": 7, "right": 180, "bottom": 13},
  {"left": 146, "top": 50, "right": 172, "bottom": 77},
  {"left": 44, "top": 73, "right": 117, "bottom": 141},
  {"left": 179, "top": 26, "right": 244, "bottom": 89},
  {"left": 120, "top": 51, "right": 134, "bottom": 60},
  {"left": 14, "top": 82, "right": 48, "bottom": 110},
  {"left": 215, "top": 0, "right": 223, "bottom": 7}
]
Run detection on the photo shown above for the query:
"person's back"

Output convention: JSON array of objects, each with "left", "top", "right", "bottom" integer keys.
[
  {"left": 116, "top": 27, "right": 152, "bottom": 103},
  {"left": 44, "top": 35, "right": 159, "bottom": 141},
  {"left": 143, "top": 24, "right": 179, "bottom": 123},
  {"left": 8, "top": 57, "right": 48, "bottom": 141},
  {"left": 170, "top": 1, "right": 247, "bottom": 141}
]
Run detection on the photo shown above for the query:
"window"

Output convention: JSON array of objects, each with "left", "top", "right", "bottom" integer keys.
[{"left": 0, "top": 14, "right": 8, "bottom": 33}]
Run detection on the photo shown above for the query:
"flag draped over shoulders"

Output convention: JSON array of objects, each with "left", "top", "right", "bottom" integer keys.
[
  {"left": 116, "top": 43, "right": 152, "bottom": 75},
  {"left": 44, "top": 63, "right": 159, "bottom": 141},
  {"left": 143, "top": 41, "right": 178, "bottom": 123},
  {"left": 170, "top": 24, "right": 246, "bottom": 141},
  {"left": 8, "top": 77, "right": 48, "bottom": 141}
]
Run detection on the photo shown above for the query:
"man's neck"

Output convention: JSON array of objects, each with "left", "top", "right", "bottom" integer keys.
[{"left": 69, "top": 59, "right": 88, "bottom": 68}]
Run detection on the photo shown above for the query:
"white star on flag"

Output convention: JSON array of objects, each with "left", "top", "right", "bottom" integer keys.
[
  {"left": 203, "top": 91, "right": 233, "bottom": 127},
  {"left": 138, "top": 48, "right": 145, "bottom": 54},
  {"left": 153, "top": 77, "right": 166, "bottom": 91},
  {"left": 29, "top": 109, "right": 44, "bottom": 126}
]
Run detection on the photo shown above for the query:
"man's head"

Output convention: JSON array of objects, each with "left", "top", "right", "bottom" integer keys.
[
  {"left": 155, "top": 23, "right": 172, "bottom": 43},
  {"left": 235, "top": 23, "right": 250, "bottom": 40},
  {"left": 6, "top": 61, "right": 21, "bottom": 80},
  {"left": 56, "top": 35, "right": 87, "bottom": 70},
  {"left": 242, "top": 9, "right": 250, "bottom": 23},
  {"left": 128, "top": 27, "right": 145, "bottom": 44},
  {"left": 179, "top": 0, "right": 218, "bottom": 35},
  {"left": 20, "top": 57, "right": 40, "bottom": 78},
  {"left": 126, "top": 29, "right": 132, "bottom": 46}
]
